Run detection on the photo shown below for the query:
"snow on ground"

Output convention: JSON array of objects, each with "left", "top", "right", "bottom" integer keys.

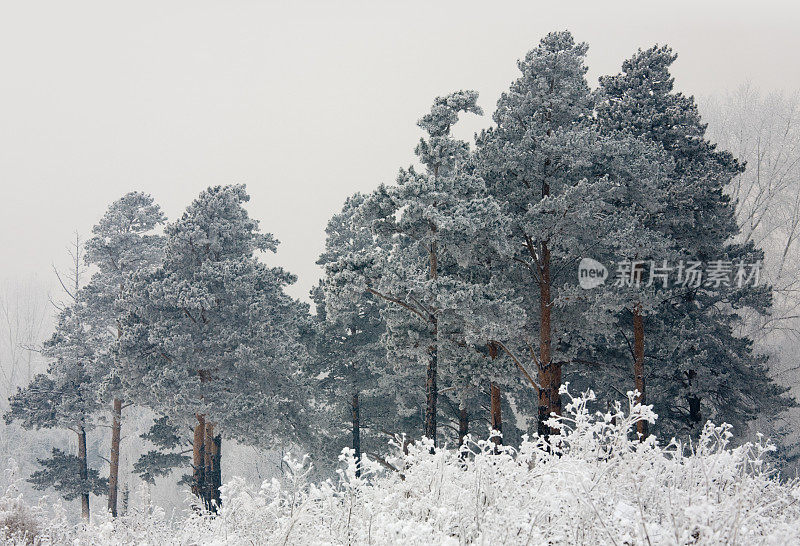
[{"left": 3, "top": 387, "right": 799, "bottom": 545}]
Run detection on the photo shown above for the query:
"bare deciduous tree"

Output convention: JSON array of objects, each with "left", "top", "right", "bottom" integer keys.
[
  {"left": 0, "top": 279, "right": 49, "bottom": 409},
  {"left": 704, "top": 86, "right": 800, "bottom": 347}
]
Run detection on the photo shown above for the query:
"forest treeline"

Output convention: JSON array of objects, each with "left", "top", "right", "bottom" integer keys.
[{"left": 4, "top": 31, "right": 795, "bottom": 518}]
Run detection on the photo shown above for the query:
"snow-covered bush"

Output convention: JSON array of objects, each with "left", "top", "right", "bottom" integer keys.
[
  {"left": 4, "top": 387, "right": 799, "bottom": 545},
  {"left": 0, "top": 461, "right": 41, "bottom": 545}
]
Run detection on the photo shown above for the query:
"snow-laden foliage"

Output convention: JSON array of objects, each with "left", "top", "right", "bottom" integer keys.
[
  {"left": 117, "top": 184, "right": 316, "bottom": 446},
  {"left": 594, "top": 44, "right": 792, "bottom": 439},
  {"left": 324, "top": 89, "right": 525, "bottom": 448},
  {"left": 6, "top": 387, "right": 798, "bottom": 545}
]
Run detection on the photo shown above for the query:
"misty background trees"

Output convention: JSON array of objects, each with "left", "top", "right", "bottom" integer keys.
[{"left": 1, "top": 31, "right": 799, "bottom": 522}]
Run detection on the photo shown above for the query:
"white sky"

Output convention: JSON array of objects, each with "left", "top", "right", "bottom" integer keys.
[{"left": 1, "top": 0, "right": 799, "bottom": 302}]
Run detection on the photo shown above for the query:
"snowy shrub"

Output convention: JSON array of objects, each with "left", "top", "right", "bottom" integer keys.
[
  {"left": 5, "top": 386, "right": 800, "bottom": 545},
  {"left": 0, "top": 461, "right": 40, "bottom": 545}
]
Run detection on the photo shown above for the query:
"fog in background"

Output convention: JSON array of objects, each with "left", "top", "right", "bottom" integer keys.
[
  {"left": 2, "top": 0, "right": 800, "bottom": 305},
  {"left": 3, "top": 0, "right": 800, "bottom": 519}
]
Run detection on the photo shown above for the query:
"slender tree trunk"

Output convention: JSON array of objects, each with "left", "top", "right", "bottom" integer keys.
[
  {"left": 424, "top": 339, "right": 438, "bottom": 446},
  {"left": 191, "top": 414, "right": 205, "bottom": 501},
  {"left": 534, "top": 140, "right": 561, "bottom": 439},
  {"left": 686, "top": 369, "right": 702, "bottom": 428},
  {"left": 351, "top": 390, "right": 361, "bottom": 477},
  {"left": 458, "top": 407, "right": 468, "bottom": 447},
  {"left": 688, "top": 394, "right": 702, "bottom": 425},
  {"left": 108, "top": 321, "right": 124, "bottom": 517},
  {"left": 203, "top": 422, "right": 214, "bottom": 509},
  {"left": 537, "top": 240, "right": 560, "bottom": 437},
  {"left": 424, "top": 233, "right": 438, "bottom": 447},
  {"left": 489, "top": 382, "right": 503, "bottom": 446},
  {"left": 487, "top": 342, "right": 502, "bottom": 447},
  {"left": 77, "top": 425, "right": 90, "bottom": 520},
  {"left": 121, "top": 483, "right": 129, "bottom": 516},
  {"left": 107, "top": 398, "right": 122, "bottom": 516},
  {"left": 211, "top": 434, "right": 221, "bottom": 507},
  {"left": 632, "top": 305, "right": 648, "bottom": 439},
  {"left": 203, "top": 422, "right": 221, "bottom": 511}
]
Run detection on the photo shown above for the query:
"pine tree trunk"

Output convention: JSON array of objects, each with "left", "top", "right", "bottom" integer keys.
[
  {"left": 686, "top": 369, "right": 702, "bottom": 428},
  {"left": 191, "top": 414, "right": 205, "bottom": 502},
  {"left": 424, "top": 340, "right": 438, "bottom": 447},
  {"left": 107, "top": 398, "right": 122, "bottom": 517},
  {"left": 77, "top": 425, "right": 90, "bottom": 520},
  {"left": 688, "top": 394, "right": 702, "bottom": 425},
  {"left": 351, "top": 390, "right": 361, "bottom": 477},
  {"left": 488, "top": 343, "right": 502, "bottom": 447},
  {"left": 632, "top": 305, "right": 648, "bottom": 439},
  {"left": 490, "top": 382, "right": 503, "bottom": 447},
  {"left": 203, "top": 422, "right": 221, "bottom": 512},
  {"left": 121, "top": 484, "right": 129, "bottom": 516},
  {"left": 109, "top": 323, "right": 123, "bottom": 517},
  {"left": 424, "top": 233, "right": 438, "bottom": 448},
  {"left": 203, "top": 421, "right": 213, "bottom": 507},
  {"left": 458, "top": 407, "right": 468, "bottom": 447},
  {"left": 211, "top": 434, "right": 222, "bottom": 509},
  {"left": 537, "top": 240, "right": 561, "bottom": 437}
]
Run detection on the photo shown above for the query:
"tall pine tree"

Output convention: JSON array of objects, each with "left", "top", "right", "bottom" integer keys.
[
  {"left": 477, "top": 32, "right": 610, "bottom": 436},
  {"left": 5, "top": 236, "right": 106, "bottom": 520},
  {"left": 596, "top": 45, "right": 795, "bottom": 438},
  {"left": 117, "top": 184, "right": 314, "bottom": 510},
  {"left": 327, "top": 91, "right": 524, "bottom": 447},
  {"left": 82, "top": 191, "right": 165, "bottom": 516}
]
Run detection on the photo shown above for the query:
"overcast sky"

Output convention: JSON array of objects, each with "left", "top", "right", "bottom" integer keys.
[{"left": 2, "top": 0, "right": 799, "bottom": 303}]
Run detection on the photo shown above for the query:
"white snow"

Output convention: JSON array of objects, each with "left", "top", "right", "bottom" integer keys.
[{"left": 3, "top": 387, "right": 798, "bottom": 545}]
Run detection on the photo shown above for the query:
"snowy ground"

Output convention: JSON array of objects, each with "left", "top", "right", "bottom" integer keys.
[{"left": 3, "top": 388, "right": 799, "bottom": 545}]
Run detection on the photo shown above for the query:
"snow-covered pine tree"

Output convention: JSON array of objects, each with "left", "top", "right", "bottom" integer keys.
[
  {"left": 117, "top": 184, "right": 314, "bottom": 510},
  {"left": 309, "top": 284, "right": 380, "bottom": 476},
  {"left": 4, "top": 235, "right": 106, "bottom": 520},
  {"left": 326, "top": 92, "right": 526, "bottom": 448},
  {"left": 327, "top": 92, "right": 475, "bottom": 447},
  {"left": 476, "top": 31, "right": 611, "bottom": 436},
  {"left": 313, "top": 194, "right": 399, "bottom": 475},
  {"left": 596, "top": 45, "right": 795, "bottom": 438},
  {"left": 429, "top": 149, "right": 529, "bottom": 447},
  {"left": 569, "top": 133, "right": 677, "bottom": 439},
  {"left": 82, "top": 191, "right": 165, "bottom": 517}
]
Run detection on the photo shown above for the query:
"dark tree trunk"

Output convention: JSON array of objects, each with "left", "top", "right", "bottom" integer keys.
[
  {"left": 424, "top": 339, "right": 438, "bottom": 447},
  {"left": 537, "top": 239, "right": 561, "bottom": 438},
  {"left": 108, "top": 398, "right": 122, "bottom": 517},
  {"left": 632, "top": 306, "right": 648, "bottom": 439},
  {"left": 351, "top": 390, "right": 361, "bottom": 477},
  {"left": 458, "top": 407, "right": 468, "bottom": 447},
  {"left": 424, "top": 232, "right": 438, "bottom": 448},
  {"left": 203, "top": 422, "right": 214, "bottom": 509},
  {"left": 490, "top": 382, "right": 503, "bottom": 447},
  {"left": 77, "top": 425, "right": 90, "bottom": 520},
  {"left": 688, "top": 395, "right": 702, "bottom": 424},
  {"left": 191, "top": 414, "right": 205, "bottom": 502},
  {"left": 686, "top": 369, "right": 702, "bottom": 429},
  {"left": 488, "top": 343, "right": 503, "bottom": 447},
  {"left": 203, "top": 422, "right": 221, "bottom": 512},
  {"left": 213, "top": 435, "right": 221, "bottom": 506},
  {"left": 109, "top": 322, "right": 124, "bottom": 517}
]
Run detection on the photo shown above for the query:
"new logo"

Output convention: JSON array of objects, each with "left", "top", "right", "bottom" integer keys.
[{"left": 578, "top": 258, "right": 608, "bottom": 289}]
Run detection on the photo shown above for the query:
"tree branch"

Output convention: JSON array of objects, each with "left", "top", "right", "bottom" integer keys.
[
  {"left": 490, "top": 339, "right": 540, "bottom": 390},
  {"left": 365, "top": 288, "right": 429, "bottom": 323}
]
